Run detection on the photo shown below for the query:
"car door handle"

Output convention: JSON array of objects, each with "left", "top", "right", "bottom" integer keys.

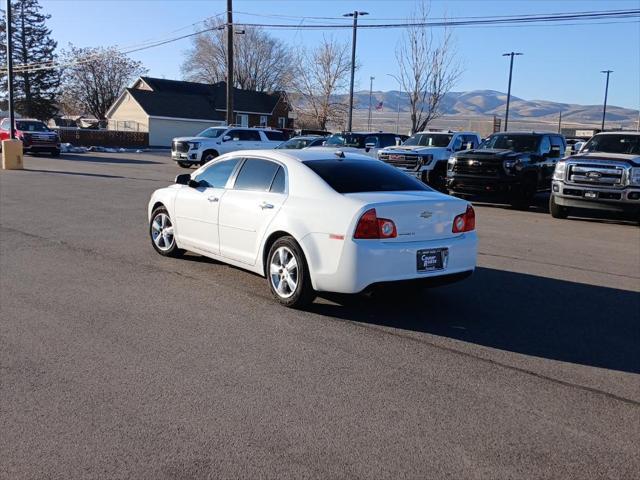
[
  {"left": 207, "top": 196, "right": 219, "bottom": 203},
  {"left": 259, "top": 202, "right": 274, "bottom": 210}
]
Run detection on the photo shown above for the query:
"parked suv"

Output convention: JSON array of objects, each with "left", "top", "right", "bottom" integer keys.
[
  {"left": 171, "top": 126, "right": 286, "bottom": 168},
  {"left": 0, "top": 118, "right": 60, "bottom": 156},
  {"left": 549, "top": 132, "right": 640, "bottom": 220},
  {"left": 323, "top": 131, "right": 406, "bottom": 158},
  {"left": 447, "top": 131, "right": 566, "bottom": 208},
  {"left": 378, "top": 131, "right": 481, "bottom": 191}
]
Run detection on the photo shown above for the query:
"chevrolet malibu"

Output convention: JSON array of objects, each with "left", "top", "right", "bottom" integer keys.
[{"left": 148, "top": 149, "right": 477, "bottom": 307}]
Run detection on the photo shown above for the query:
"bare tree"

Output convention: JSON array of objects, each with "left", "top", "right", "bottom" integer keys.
[
  {"left": 291, "top": 37, "right": 351, "bottom": 131},
  {"left": 182, "top": 19, "right": 293, "bottom": 92},
  {"left": 396, "top": 1, "right": 461, "bottom": 133},
  {"left": 61, "top": 45, "right": 147, "bottom": 120}
]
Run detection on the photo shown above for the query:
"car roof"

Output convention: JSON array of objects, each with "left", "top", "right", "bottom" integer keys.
[
  {"left": 492, "top": 131, "right": 559, "bottom": 135},
  {"left": 593, "top": 131, "right": 640, "bottom": 136},
  {"left": 215, "top": 148, "right": 374, "bottom": 166},
  {"left": 413, "top": 131, "right": 477, "bottom": 135}
]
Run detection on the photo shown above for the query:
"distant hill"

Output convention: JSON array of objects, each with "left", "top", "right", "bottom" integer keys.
[{"left": 346, "top": 89, "right": 639, "bottom": 127}]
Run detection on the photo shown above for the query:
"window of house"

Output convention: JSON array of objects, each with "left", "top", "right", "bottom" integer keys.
[
  {"left": 259, "top": 115, "right": 268, "bottom": 127},
  {"left": 278, "top": 117, "right": 286, "bottom": 129},
  {"left": 236, "top": 114, "right": 249, "bottom": 127}
]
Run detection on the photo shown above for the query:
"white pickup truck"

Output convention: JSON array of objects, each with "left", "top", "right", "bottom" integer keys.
[
  {"left": 550, "top": 131, "right": 640, "bottom": 221},
  {"left": 171, "top": 126, "right": 286, "bottom": 168},
  {"left": 378, "top": 131, "right": 481, "bottom": 191}
]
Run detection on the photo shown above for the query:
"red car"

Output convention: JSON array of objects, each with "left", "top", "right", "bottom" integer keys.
[{"left": 0, "top": 118, "right": 61, "bottom": 157}]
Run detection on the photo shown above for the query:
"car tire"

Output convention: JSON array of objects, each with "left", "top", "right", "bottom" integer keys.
[
  {"left": 425, "top": 162, "right": 448, "bottom": 192},
  {"left": 201, "top": 150, "right": 218, "bottom": 166},
  {"left": 267, "top": 236, "right": 315, "bottom": 308},
  {"left": 510, "top": 181, "right": 536, "bottom": 210},
  {"left": 149, "top": 206, "right": 183, "bottom": 257},
  {"left": 51, "top": 149, "right": 61, "bottom": 157},
  {"left": 549, "top": 194, "right": 569, "bottom": 219},
  {"left": 177, "top": 161, "right": 192, "bottom": 169}
]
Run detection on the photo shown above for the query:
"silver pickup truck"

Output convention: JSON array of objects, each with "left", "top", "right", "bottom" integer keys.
[{"left": 549, "top": 132, "right": 640, "bottom": 220}]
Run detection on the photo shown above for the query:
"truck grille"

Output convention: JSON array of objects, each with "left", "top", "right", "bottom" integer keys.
[
  {"left": 453, "top": 159, "right": 501, "bottom": 176},
  {"left": 379, "top": 153, "right": 421, "bottom": 170},
  {"left": 172, "top": 141, "right": 189, "bottom": 153},
  {"left": 568, "top": 163, "right": 624, "bottom": 187},
  {"left": 26, "top": 133, "right": 57, "bottom": 144}
]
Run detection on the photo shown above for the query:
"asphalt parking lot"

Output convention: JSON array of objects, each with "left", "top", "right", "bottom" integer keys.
[{"left": 1, "top": 151, "right": 639, "bottom": 479}]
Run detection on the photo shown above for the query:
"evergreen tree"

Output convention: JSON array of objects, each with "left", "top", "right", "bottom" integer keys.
[{"left": 0, "top": 0, "right": 60, "bottom": 120}]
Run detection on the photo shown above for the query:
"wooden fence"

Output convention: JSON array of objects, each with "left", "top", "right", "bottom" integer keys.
[{"left": 55, "top": 129, "right": 149, "bottom": 148}]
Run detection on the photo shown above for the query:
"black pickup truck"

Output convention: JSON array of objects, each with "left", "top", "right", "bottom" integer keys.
[{"left": 446, "top": 132, "right": 566, "bottom": 208}]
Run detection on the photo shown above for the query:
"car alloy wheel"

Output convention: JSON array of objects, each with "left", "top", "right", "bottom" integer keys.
[
  {"left": 151, "top": 212, "right": 175, "bottom": 252},
  {"left": 269, "top": 246, "right": 299, "bottom": 299}
]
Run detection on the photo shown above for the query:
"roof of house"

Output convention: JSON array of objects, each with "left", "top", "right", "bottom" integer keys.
[{"left": 119, "top": 76, "right": 285, "bottom": 119}]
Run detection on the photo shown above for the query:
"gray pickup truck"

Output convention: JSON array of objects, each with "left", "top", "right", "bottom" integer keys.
[{"left": 549, "top": 132, "right": 640, "bottom": 220}]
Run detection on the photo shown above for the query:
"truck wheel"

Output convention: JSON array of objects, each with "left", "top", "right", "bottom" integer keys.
[
  {"left": 424, "top": 162, "right": 448, "bottom": 192},
  {"left": 51, "top": 149, "right": 61, "bottom": 157},
  {"left": 549, "top": 194, "right": 569, "bottom": 219},
  {"left": 177, "top": 161, "right": 192, "bottom": 169},
  {"left": 201, "top": 150, "right": 218, "bottom": 166},
  {"left": 510, "top": 179, "right": 536, "bottom": 210}
]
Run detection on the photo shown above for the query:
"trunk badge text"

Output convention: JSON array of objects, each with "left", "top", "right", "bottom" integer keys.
[{"left": 419, "top": 211, "right": 433, "bottom": 219}]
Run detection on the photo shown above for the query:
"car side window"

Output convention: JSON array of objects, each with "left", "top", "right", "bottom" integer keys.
[
  {"left": 270, "top": 167, "right": 286, "bottom": 193},
  {"left": 539, "top": 136, "right": 551, "bottom": 156},
  {"left": 0, "top": 119, "right": 8, "bottom": 130},
  {"left": 195, "top": 158, "right": 240, "bottom": 188},
  {"left": 551, "top": 135, "right": 565, "bottom": 157},
  {"left": 237, "top": 130, "right": 261, "bottom": 141},
  {"left": 226, "top": 129, "right": 241, "bottom": 141},
  {"left": 234, "top": 158, "right": 280, "bottom": 191},
  {"left": 379, "top": 135, "right": 396, "bottom": 148},
  {"left": 364, "top": 136, "right": 379, "bottom": 147}
]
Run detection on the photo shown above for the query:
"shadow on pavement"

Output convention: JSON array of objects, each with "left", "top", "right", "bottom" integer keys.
[
  {"left": 58, "top": 154, "right": 163, "bottom": 165},
  {"left": 310, "top": 267, "right": 640, "bottom": 374},
  {"left": 24, "top": 168, "right": 127, "bottom": 179}
]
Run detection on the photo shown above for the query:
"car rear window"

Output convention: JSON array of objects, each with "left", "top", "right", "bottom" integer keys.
[{"left": 304, "top": 159, "right": 429, "bottom": 194}]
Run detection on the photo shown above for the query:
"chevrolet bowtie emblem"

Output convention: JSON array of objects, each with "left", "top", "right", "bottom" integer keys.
[{"left": 420, "top": 211, "right": 433, "bottom": 219}]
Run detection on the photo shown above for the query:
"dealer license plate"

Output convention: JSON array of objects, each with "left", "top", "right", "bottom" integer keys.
[
  {"left": 584, "top": 191, "right": 597, "bottom": 199},
  {"left": 416, "top": 248, "right": 448, "bottom": 272}
]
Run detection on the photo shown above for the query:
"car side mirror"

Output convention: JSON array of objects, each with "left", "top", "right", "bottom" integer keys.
[
  {"left": 222, "top": 135, "right": 231, "bottom": 142},
  {"left": 188, "top": 179, "right": 201, "bottom": 188},
  {"left": 365, "top": 142, "right": 376, "bottom": 150},
  {"left": 175, "top": 173, "right": 190, "bottom": 185}
]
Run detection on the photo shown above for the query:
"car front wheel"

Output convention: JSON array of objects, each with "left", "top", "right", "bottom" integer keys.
[
  {"left": 267, "top": 236, "right": 315, "bottom": 308},
  {"left": 150, "top": 207, "right": 183, "bottom": 257},
  {"left": 549, "top": 194, "right": 569, "bottom": 219}
]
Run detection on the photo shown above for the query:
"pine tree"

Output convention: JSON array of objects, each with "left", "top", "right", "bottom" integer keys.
[{"left": 0, "top": 0, "right": 60, "bottom": 120}]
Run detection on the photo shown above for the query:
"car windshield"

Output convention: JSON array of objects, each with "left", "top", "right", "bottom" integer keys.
[
  {"left": 325, "top": 134, "right": 366, "bottom": 148},
  {"left": 15, "top": 121, "right": 49, "bottom": 132},
  {"left": 480, "top": 134, "right": 541, "bottom": 153},
  {"left": 581, "top": 134, "right": 640, "bottom": 155},
  {"left": 196, "top": 127, "right": 225, "bottom": 138},
  {"left": 304, "top": 159, "right": 430, "bottom": 194},
  {"left": 403, "top": 133, "right": 452, "bottom": 147}
]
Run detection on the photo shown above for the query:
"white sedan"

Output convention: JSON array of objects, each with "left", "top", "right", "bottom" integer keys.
[{"left": 148, "top": 149, "right": 477, "bottom": 307}]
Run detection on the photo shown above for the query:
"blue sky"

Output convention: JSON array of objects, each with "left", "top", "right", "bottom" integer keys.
[{"left": 42, "top": 0, "right": 640, "bottom": 110}]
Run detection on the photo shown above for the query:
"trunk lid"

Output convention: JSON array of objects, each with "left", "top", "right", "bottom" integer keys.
[{"left": 346, "top": 191, "right": 469, "bottom": 242}]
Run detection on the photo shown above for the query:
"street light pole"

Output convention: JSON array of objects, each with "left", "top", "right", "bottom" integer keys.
[
  {"left": 343, "top": 10, "right": 368, "bottom": 133},
  {"left": 386, "top": 73, "right": 402, "bottom": 134},
  {"left": 5, "top": 0, "right": 16, "bottom": 139},
  {"left": 367, "top": 76, "right": 374, "bottom": 131},
  {"left": 502, "top": 51, "right": 522, "bottom": 132},
  {"left": 226, "top": 0, "right": 234, "bottom": 126},
  {"left": 600, "top": 70, "right": 613, "bottom": 131}
]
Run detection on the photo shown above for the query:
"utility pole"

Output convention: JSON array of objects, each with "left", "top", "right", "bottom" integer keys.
[
  {"left": 226, "top": 0, "right": 234, "bottom": 126},
  {"left": 502, "top": 52, "right": 523, "bottom": 132},
  {"left": 600, "top": 70, "right": 613, "bottom": 131},
  {"left": 367, "top": 76, "right": 374, "bottom": 131},
  {"left": 386, "top": 73, "right": 402, "bottom": 134},
  {"left": 5, "top": 0, "right": 16, "bottom": 139},
  {"left": 558, "top": 111, "right": 562, "bottom": 133},
  {"left": 343, "top": 10, "right": 368, "bottom": 132}
]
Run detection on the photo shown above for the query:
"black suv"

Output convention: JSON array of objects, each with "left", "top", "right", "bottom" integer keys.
[{"left": 446, "top": 132, "right": 566, "bottom": 208}]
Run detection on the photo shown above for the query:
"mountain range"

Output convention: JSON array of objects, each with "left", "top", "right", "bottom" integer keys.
[{"left": 349, "top": 89, "right": 639, "bottom": 127}]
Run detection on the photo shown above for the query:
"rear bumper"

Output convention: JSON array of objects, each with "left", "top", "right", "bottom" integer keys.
[
  {"left": 302, "top": 232, "right": 477, "bottom": 294},
  {"left": 552, "top": 181, "right": 640, "bottom": 213}
]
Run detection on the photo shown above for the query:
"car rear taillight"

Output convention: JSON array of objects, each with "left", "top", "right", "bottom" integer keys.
[
  {"left": 354, "top": 208, "right": 397, "bottom": 239},
  {"left": 452, "top": 205, "right": 475, "bottom": 233}
]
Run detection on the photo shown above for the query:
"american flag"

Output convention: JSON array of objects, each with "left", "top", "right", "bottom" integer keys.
[{"left": 375, "top": 101, "right": 384, "bottom": 111}]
